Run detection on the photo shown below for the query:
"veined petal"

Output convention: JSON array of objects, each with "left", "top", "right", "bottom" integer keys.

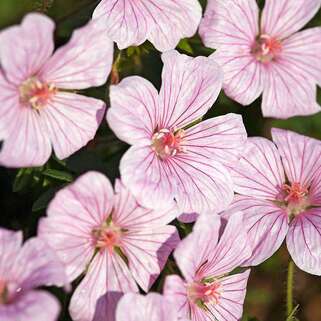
[
  {"left": 159, "top": 51, "right": 223, "bottom": 129},
  {"left": 310, "top": 168, "right": 321, "bottom": 206},
  {"left": 231, "top": 137, "right": 285, "bottom": 200},
  {"left": 38, "top": 172, "right": 114, "bottom": 282},
  {"left": 230, "top": 196, "right": 289, "bottom": 266},
  {"left": 69, "top": 251, "right": 138, "bottom": 321},
  {"left": 108, "top": 77, "right": 159, "bottom": 145},
  {"left": 271, "top": 128, "right": 321, "bottom": 187},
  {"left": 182, "top": 114, "right": 247, "bottom": 166},
  {"left": 287, "top": 208, "right": 321, "bottom": 275},
  {"left": 40, "top": 92, "right": 105, "bottom": 160},
  {"left": 0, "top": 13, "right": 54, "bottom": 84},
  {"left": 261, "top": 0, "right": 321, "bottom": 39},
  {"left": 42, "top": 20, "right": 113, "bottom": 89}
]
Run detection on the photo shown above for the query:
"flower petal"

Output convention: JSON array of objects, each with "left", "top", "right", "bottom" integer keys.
[
  {"left": 287, "top": 208, "right": 321, "bottom": 275},
  {"left": 93, "top": 0, "right": 201, "bottom": 52},
  {"left": 40, "top": 92, "right": 105, "bottom": 160},
  {"left": 38, "top": 171, "right": 114, "bottom": 282},
  {"left": 41, "top": 20, "right": 113, "bottom": 89},
  {"left": 271, "top": 128, "right": 321, "bottom": 187},
  {"left": 231, "top": 137, "right": 285, "bottom": 200},
  {"left": 310, "top": 168, "right": 321, "bottom": 206},
  {"left": 108, "top": 76, "right": 159, "bottom": 145},
  {"left": 122, "top": 226, "right": 179, "bottom": 292},
  {"left": 0, "top": 13, "right": 54, "bottom": 84},
  {"left": 229, "top": 195, "right": 289, "bottom": 266},
  {"left": 159, "top": 50, "right": 223, "bottom": 129},
  {"left": 182, "top": 114, "right": 247, "bottom": 166},
  {"left": 69, "top": 251, "right": 138, "bottom": 321},
  {"left": 261, "top": 0, "right": 321, "bottom": 39}
]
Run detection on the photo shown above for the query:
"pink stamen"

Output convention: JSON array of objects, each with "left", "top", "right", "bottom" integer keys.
[
  {"left": 282, "top": 182, "right": 308, "bottom": 204},
  {"left": 252, "top": 34, "right": 282, "bottom": 63},
  {"left": 188, "top": 279, "right": 221, "bottom": 306}
]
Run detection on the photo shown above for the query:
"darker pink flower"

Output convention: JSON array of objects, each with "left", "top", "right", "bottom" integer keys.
[
  {"left": 38, "top": 171, "right": 179, "bottom": 321},
  {"left": 164, "top": 213, "right": 251, "bottom": 321},
  {"left": 230, "top": 128, "right": 321, "bottom": 274},
  {"left": 0, "top": 228, "right": 67, "bottom": 321},
  {"left": 199, "top": 0, "right": 321, "bottom": 118},
  {"left": 0, "top": 13, "right": 113, "bottom": 167},
  {"left": 92, "top": 0, "right": 202, "bottom": 51},
  {"left": 108, "top": 50, "right": 247, "bottom": 214}
]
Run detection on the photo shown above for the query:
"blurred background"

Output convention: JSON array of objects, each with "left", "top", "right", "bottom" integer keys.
[{"left": 0, "top": 1, "right": 321, "bottom": 320}]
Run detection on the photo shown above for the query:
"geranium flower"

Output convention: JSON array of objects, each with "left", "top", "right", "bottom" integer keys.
[
  {"left": 0, "top": 228, "right": 67, "bottom": 321},
  {"left": 0, "top": 13, "right": 113, "bottom": 167},
  {"left": 199, "top": 0, "right": 321, "bottom": 118},
  {"left": 229, "top": 128, "right": 321, "bottom": 275},
  {"left": 164, "top": 213, "right": 251, "bottom": 321},
  {"left": 38, "top": 171, "right": 179, "bottom": 321},
  {"left": 108, "top": 50, "right": 247, "bottom": 214},
  {"left": 92, "top": 0, "right": 202, "bottom": 51}
]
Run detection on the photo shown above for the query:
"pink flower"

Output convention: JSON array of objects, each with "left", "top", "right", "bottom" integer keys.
[
  {"left": 0, "top": 13, "right": 113, "bottom": 168},
  {"left": 92, "top": 0, "right": 202, "bottom": 51},
  {"left": 116, "top": 293, "right": 187, "bottom": 321},
  {"left": 0, "top": 228, "right": 67, "bottom": 321},
  {"left": 38, "top": 171, "right": 179, "bottom": 321},
  {"left": 199, "top": 0, "right": 321, "bottom": 119},
  {"left": 108, "top": 50, "right": 247, "bottom": 214},
  {"left": 230, "top": 128, "right": 321, "bottom": 275},
  {"left": 164, "top": 213, "right": 251, "bottom": 321}
]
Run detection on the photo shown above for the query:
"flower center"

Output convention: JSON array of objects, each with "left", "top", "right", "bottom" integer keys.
[
  {"left": 0, "top": 280, "right": 22, "bottom": 305},
  {"left": 151, "top": 129, "right": 184, "bottom": 160},
  {"left": 0, "top": 280, "right": 8, "bottom": 305},
  {"left": 252, "top": 34, "right": 282, "bottom": 63},
  {"left": 19, "top": 77, "right": 57, "bottom": 110}
]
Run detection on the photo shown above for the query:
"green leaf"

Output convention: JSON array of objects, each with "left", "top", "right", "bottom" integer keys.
[
  {"left": 13, "top": 168, "right": 33, "bottom": 192},
  {"left": 177, "top": 39, "right": 194, "bottom": 54},
  {"left": 32, "top": 187, "right": 58, "bottom": 212},
  {"left": 42, "top": 169, "right": 73, "bottom": 182}
]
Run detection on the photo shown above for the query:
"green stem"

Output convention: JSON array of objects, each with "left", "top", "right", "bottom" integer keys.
[{"left": 286, "top": 260, "right": 295, "bottom": 318}]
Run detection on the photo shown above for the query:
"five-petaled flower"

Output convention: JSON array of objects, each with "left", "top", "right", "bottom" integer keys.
[
  {"left": 230, "top": 128, "right": 321, "bottom": 275},
  {"left": 108, "top": 50, "right": 247, "bottom": 215},
  {"left": 164, "top": 213, "right": 251, "bottom": 321},
  {"left": 0, "top": 13, "right": 113, "bottom": 167},
  {"left": 38, "top": 171, "right": 179, "bottom": 321},
  {"left": 200, "top": 0, "right": 321, "bottom": 118}
]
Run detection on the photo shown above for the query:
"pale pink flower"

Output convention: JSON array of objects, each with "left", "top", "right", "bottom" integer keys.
[
  {"left": 0, "top": 13, "right": 113, "bottom": 167},
  {"left": 230, "top": 128, "right": 321, "bottom": 275},
  {"left": 108, "top": 50, "right": 247, "bottom": 214},
  {"left": 38, "top": 171, "right": 179, "bottom": 321},
  {"left": 92, "top": 0, "right": 202, "bottom": 51},
  {"left": 199, "top": 0, "right": 321, "bottom": 119},
  {"left": 0, "top": 228, "right": 67, "bottom": 321},
  {"left": 164, "top": 213, "right": 251, "bottom": 321}
]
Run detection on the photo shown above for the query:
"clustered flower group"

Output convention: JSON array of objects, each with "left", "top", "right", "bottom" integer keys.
[{"left": 0, "top": 0, "right": 321, "bottom": 321}]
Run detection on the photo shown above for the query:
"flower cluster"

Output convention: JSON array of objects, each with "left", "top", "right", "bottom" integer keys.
[{"left": 0, "top": 0, "right": 321, "bottom": 321}]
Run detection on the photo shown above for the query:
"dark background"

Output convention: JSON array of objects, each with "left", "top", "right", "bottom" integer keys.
[{"left": 0, "top": 1, "right": 321, "bottom": 320}]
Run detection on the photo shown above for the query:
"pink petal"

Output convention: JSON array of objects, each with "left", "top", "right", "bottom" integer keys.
[
  {"left": 199, "top": 0, "right": 259, "bottom": 49},
  {"left": 231, "top": 137, "right": 285, "bottom": 200},
  {"left": 230, "top": 196, "right": 289, "bottom": 266},
  {"left": 310, "top": 168, "right": 321, "bottom": 206},
  {"left": 271, "top": 128, "right": 321, "bottom": 187},
  {"left": 177, "top": 212, "right": 199, "bottom": 223},
  {"left": 182, "top": 114, "right": 247, "bottom": 166},
  {"left": 207, "top": 270, "right": 251, "bottom": 321},
  {"left": 41, "top": 20, "right": 113, "bottom": 89},
  {"left": 287, "top": 208, "right": 321, "bottom": 275},
  {"left": 40, "top": 92, "right": 105, "bottom": 160},
  {"left": 262, "top": 57, "right": 320, "bottom": 118},
  {"left": 0, "top": 290, "right": 60, "bottom": 321},
  {"left": 173, "top": 214, "right": 221, "bottom": 282},
  {"left": 282, "top": 28, "right": 321, "bottom": 86},
  {"left": 107, "top": 77, "right": 159, "bottom": 146},
  {"left": 69, "top": 251, "right": 138, "bottom": 321},
  {"left": 116, "top": 293, "right": 178, "bottom": 321},
  {"left": 122, "top": 226, "right": 179, "bottom": 292},
  {"left": 261, "top": 0, "right": 321, "bottom": 39},
  {"left": 113, "top": 179, "right": 178, "bottom": 229},
  {"left": 0, "top": 105, "right": 52, "bottom": 168},
  {"left": 38, "top": 171, "right": 114, "bottom": 282},
  {"left": 0, "top": 13, "right": 54, "bottom": 84},
  {"left": 159, "top": 50, "right": 223, "bottom": 129},
  {"left": 93, "top": 0, "right": 201, "bottom": 51}
]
